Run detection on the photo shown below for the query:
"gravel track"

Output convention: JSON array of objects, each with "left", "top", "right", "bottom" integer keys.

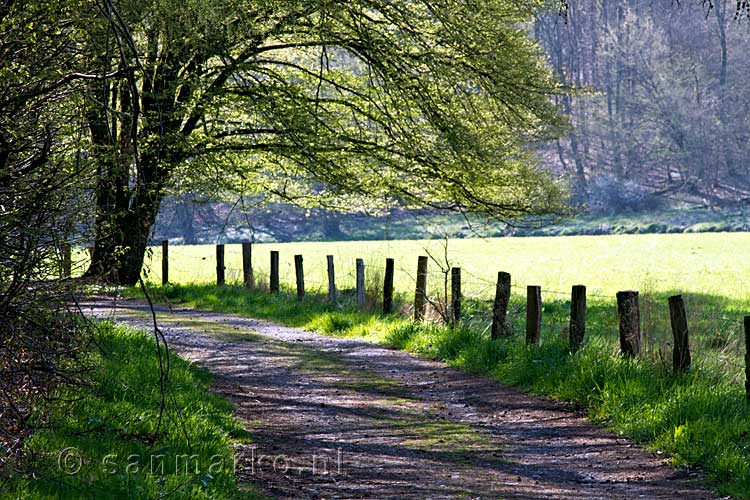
[{"left": 83, "top": 298, "right": 715, "bottom": 500}]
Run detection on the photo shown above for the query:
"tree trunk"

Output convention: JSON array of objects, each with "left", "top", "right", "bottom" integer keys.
[
  {"left": 85, "top": 110, "right": 167, "bottom": 285},
  {"left": 86, "top": 185, "right": 164, "bottom": 286}
]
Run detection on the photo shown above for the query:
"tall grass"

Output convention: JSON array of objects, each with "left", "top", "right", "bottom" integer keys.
[{"left": 1, "top": 322, "right": 262, "bottom": 500}]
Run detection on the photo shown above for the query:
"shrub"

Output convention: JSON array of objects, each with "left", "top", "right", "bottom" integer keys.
[{"left": 581, "top": 175, "right": 664, "bottom": 215}]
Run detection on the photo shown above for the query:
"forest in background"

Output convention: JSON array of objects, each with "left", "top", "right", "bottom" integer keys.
[
  {"left": 155, "top": 0, "right": 750, "bottom": 244},
  {"left": 536, "top": 0, "right": 750, "bottom": 210}
]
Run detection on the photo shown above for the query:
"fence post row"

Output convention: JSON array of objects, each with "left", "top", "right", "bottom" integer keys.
[
  {"left": 242, "top": 241, "right": 253, "bottom": 289},
  {"left": 668, "top": 294, "right": 691, "bottom": 373},
  {"left": 491, "top": 272, "right": 511, "bottom": 339},
  {"left": 294, "top": 254, "right": 305, "bottom": 300},
  {"left": 451, "top": 267, "right": 461, "bottom": 326},
  {"left": 383, "top": 258, "right": 395, "bottom": 314},
  {"left": 356, "top": 259, "right": 366, "bottom": 306},
  {"left": 569, "top": 285, "right": 586, "bottom": 352},
  {"left": 414, "top": 256, "right": 428, "bottom": 321},
  {"left": 270, "top": 251, "right": 280, "bottom": 294},
  {"left": 216, "top": 244, "right": 225, "bottom": 286},
  {"left": 155, "top": 248, "right": 750, "bottom": 393},
  {"left": 525, "top": 285, "right": 542, "bottom": 345},
  {"left": 616, "top": 290, "right": 641, "bottom": 357},
  {"left": 161, "top": 240, "right": 169, "bottom": 285},
  {"left": 327, "top": 255, "right": 336, "bottom": 302}
]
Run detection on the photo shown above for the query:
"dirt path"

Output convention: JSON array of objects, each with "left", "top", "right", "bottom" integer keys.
[{"left": 83, "top": 298, "right": 716, "bottom": 500}]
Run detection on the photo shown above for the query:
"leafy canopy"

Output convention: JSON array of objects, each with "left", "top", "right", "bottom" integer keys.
[{"left": 107, "top": 0, "right": 567, "bottom": 220}]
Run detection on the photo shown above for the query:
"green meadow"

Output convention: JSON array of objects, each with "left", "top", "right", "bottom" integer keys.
[
  {"left": 138, "top": 232, "right": 750, "bottom": 303},
  {"left": 1, "top": 323, "right": 263, "bottom": 500}
]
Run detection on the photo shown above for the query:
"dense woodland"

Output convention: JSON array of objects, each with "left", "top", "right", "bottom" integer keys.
[{"left": 537, "top": 0, "right": 750, "bottom": 209}]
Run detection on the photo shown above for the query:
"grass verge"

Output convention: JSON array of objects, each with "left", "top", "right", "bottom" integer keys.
[
  {"left": 125, "top": 283, "right": 750, "bottom": 498},
  {"left": 0, "top": 321, "right": 263, "bottom": 500}
]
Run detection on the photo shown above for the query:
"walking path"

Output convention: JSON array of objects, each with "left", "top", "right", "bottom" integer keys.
[{"left": 83, "top": 298, "right": 715, "bottom": 500}]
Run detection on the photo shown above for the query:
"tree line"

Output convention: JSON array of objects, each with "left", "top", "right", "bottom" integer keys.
[{"left": 536, "top": 0, "right": 750, "bottom": 210}]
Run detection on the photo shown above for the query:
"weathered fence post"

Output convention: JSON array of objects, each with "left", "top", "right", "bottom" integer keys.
[
  {"left": 161, "top": 240, "right": 169, "bottom": 285},
  {"left": 294, "top": 254, "right": 304, "bottom": 300},
  {"left": 451, "top": 267, "right": 461, "bottom": 326},
  {"left": 61, "top": 243, "right": 71, "bottom": 279},
  {"left": 242, "top": 241, "right": 253, "bottom": 289},
  {"left": 569, "top": 285, "right": 587, "bottom": 352},
  {"left": 491, "top": 272, "right": 512, "bottom": 339},
  {"left": 745, "top": 317, "right": 750, "bottom": 401},
  {"left": 355, "top": 258, "right": 366, "bottom": 306},
  {"left": 525, "top": 285, "right": 542, "bottom": 345},
  {"left": 327, "top": 255, "right": 336, "bottom": 302},
  {"left": 383, "top": 258, "right": 395, "bottom": 314},
  {"left": 616, "top": 291, "right": 641, "bottom": 357},
  {"left": 216, "top": 244, "right": 225, "bottom": 286},
  {"left": 414, "top": 256, "right": 428, "bottom": 321},
  {"left": 270, "top": 251, "right": 280, "bottom": 294},
  {"left": 668, "top": 295, "right": 691, "bottom": 373}
]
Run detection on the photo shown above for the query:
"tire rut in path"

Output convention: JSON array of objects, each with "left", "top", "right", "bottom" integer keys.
[{"left": 84, "top": 299, "right": 715, "bottom": 500}]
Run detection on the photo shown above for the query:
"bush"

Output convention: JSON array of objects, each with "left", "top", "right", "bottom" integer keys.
[{"left": 580, "top": 175, "right": 664, "bottom": 215}]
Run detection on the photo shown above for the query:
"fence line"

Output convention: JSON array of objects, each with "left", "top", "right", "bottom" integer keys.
[{"left": 60, "top": 240, "right": 750, "bottom": 397}]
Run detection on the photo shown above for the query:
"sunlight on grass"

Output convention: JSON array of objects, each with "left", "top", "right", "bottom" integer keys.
[
  {"left": 1, "top": 323, "right": 264, "bottom": 500},
  {"left": 125, "top": 233, "right": 750, "bottom": 305}
]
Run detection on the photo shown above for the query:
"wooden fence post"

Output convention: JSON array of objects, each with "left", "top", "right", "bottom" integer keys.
[
  {"left": 745, "top": 317, "right": 750, "bottom": 401},
  {"left": 525, "top": 286, "right": 542, "bottom": 345},
  {"left": 294, "top": 254, "right": 304, "bottom": 300},
  {"left": 414, "top": 256, "right": 428, "bottom": 321},
  {"left": 216, "top": 244, "right": 225, "bottom": 286},
  {"left": 242, "top": 241, "right": 253, "bottom": 289},
  {"left": 270, "top": 251, "right": 280, "bottom": 293},
  {"left": 161, "top": 240, "right": 169, "bottom": 285},
  {"left": 668, "top": 295, "right": 691, "bottom": 373},
  {"left": 451, "top": 267, "right": 461, "bottom": 326},
  {"left": 569, "top": 285, "right": 586, "bottom": 352},
  {"left": 491, "top": 272, "right": 511, "bottom": 339},
  {"left": 356, "top": 258, "right": 366, "bottom": 306},
  {"left": 383, "top": 258, "right": 395, "bottom": 314},
  {"left": 616, "top": 291, "right": 641, "bottom": 357},
  {"left": 61, "top": 243, "right": 71, "bottom": 279},
  {"left": 327, "top": 255, "right": 336, "bottom": 302}
]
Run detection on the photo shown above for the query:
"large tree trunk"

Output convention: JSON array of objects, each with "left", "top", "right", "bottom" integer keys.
[
  {"left": 87, "top": 188, "right": 163, "bottom": 285},
  {"left": 85, "top": 98, "right": 167, "bottom": 285},
  {"left": 83, "top": 57, "right": 174, "bottom": 286}
]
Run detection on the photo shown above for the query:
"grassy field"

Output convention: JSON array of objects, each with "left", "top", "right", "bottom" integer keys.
[
  {"left": 114, "top": 232, "right": 750, "bottom": 496},
  {"left": 1, "top": 323, "right": 263, "bottom": 500},
  {"left": 136, "top": 232, "right": 750, "bottom": 304}
]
